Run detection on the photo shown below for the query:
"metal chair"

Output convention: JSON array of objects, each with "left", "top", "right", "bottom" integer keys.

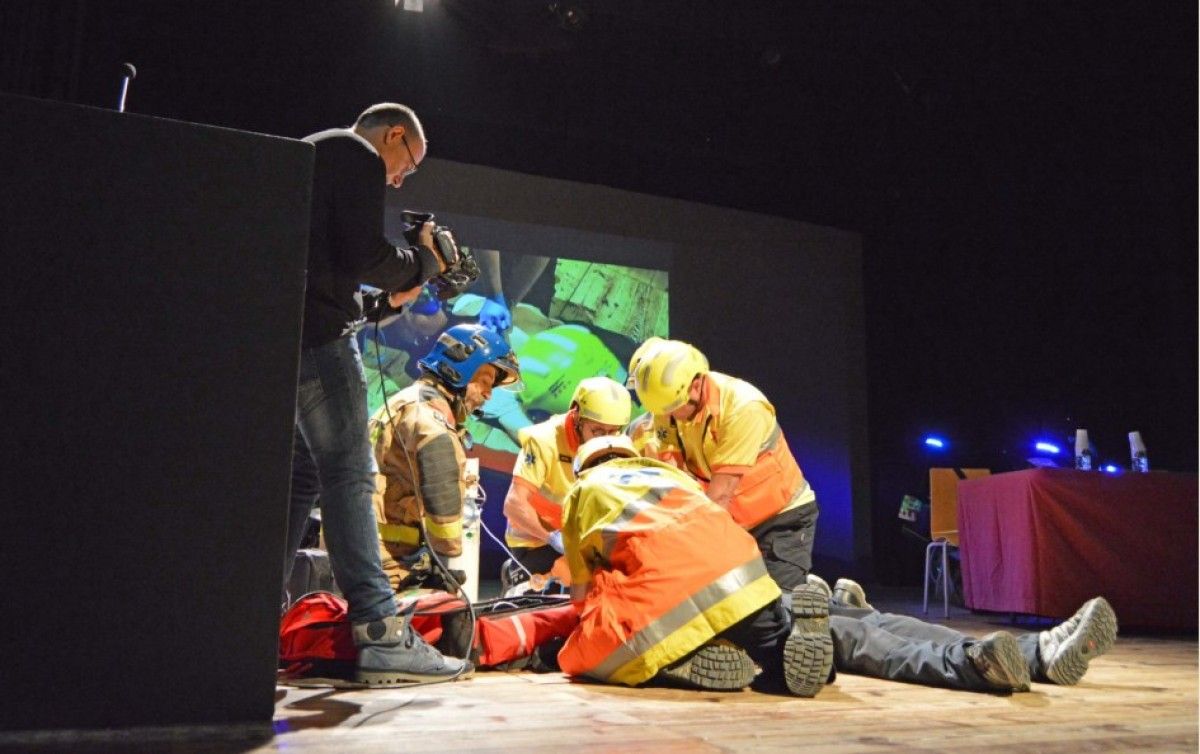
[{"left": 923, "top": 467, "right": 990, "bottom": 616}]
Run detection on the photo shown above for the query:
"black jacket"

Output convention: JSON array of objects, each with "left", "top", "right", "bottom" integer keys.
[{"left": 300, "top": 128, "right": 439, "bottom": 347}]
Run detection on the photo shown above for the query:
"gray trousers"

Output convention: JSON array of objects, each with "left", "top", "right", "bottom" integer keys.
[
  {"left": 829, "top": 604, "right": 1047, "bottom": 691},
  {"left": 727, "top": 598, "right": 1048, "bottom": 693}
]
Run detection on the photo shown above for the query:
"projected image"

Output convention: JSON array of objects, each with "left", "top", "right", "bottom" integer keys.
[{"left": 359, "top": 250, "right": 669, "bottom": 472}]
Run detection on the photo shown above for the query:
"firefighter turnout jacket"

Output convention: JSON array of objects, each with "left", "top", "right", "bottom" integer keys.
[{"left": 368, "top": 379, "right": 470, "bottom": 590}]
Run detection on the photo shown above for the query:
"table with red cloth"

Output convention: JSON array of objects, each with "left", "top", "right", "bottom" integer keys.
[{"left": 957, "top": 468, "right": 1198, "bottom": 630}]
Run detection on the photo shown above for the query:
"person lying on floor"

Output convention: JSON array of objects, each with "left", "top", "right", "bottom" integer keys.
[
  {"left": 551, "top": 435, "right": 1117, "bottom": 694},
  {"left": 804, "top": 573, "right": 1116, "bottom": 691}
]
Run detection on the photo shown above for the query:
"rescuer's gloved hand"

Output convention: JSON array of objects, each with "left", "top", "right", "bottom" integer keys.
[{"left": 478, "top": 294, "right": 512, "bottom": 333}]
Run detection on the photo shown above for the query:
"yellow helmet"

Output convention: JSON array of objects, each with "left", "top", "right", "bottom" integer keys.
[
  {"left": 625, "top": 337, "right": 666, "bottom": 388},
  {"left": 570, "top": 376, "right": 632, "bottom": 427},
  {"left": 633, "top": 339, "right": 709, "bottom": 415},
  {"left": 573, "top": 434, "right": 638, "bottom": 476}
]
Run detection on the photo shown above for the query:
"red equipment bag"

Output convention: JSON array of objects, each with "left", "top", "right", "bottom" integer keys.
[
  {"left": 279, "top": 591, "right": 579, "bottom": 679},
  {"left": 278, "top": 591, "right": 357, "bottom": 680},
  {"left": 406, "top": 592, "right": 579, "bottom": 667}
]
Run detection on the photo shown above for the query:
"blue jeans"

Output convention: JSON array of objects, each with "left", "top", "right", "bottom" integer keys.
[{"left": 284, "top": 335, "right": 396, "bottom": 624}]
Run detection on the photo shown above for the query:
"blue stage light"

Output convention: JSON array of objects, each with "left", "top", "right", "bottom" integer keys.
[
  {"left": 923, "top": 436, "right": 946, "bottom": 450},
  {"left": 1034, "top": 441, "right": 1062, "bottom": 455},
  {"left": 1102, "top": 464, "right": 1120, "bottom": 474}
]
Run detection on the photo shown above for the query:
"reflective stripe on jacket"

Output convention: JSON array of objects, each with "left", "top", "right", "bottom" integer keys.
[
  {"left": 665, "top": 372, "right": 811, "bottom": 530},
  {"left": 725, "top": 424, "right": 809, "bottom": 529},
  {"left": 557, "top": 457, "right": 781, "bottom": 686},
  {"left": 368, "top": 379, "right": 468, "bottom": 590}
]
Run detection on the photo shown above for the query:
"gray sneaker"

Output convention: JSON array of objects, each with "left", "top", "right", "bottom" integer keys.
[
  {"left": 832, "top": 578, "right": 873, "bottom": 610},
  {"left": 1040, "top": 596, "right": 1118, "bottom": 685},
  {"left": 967, "top": 631, "right": 1030, "bottom": 692},
  {"left": 806, "top": 573, "right": 832, "bottom": 601},
  {"left": 655, "top": 640, "right": 757, "bottom": 691},
  {"left": 783, "top": 584, "right": 834, "bottom": 697},
  {"left": 353, "top": 612, "right": 473, "bottom": 686}
]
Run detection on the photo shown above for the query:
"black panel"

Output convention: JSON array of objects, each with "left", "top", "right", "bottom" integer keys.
[{"left": 0, "top": 94, "right": 311, "bottom": 730}]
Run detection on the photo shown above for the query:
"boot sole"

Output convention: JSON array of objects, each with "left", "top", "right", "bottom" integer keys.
[
  {"left": 784, "top": 584, "right": 833, "bottom": 697},
  {"left": 355, "top": 663, "right": 475, "bottom": 686},
  {"left": 805, "top": 574, "right": 832, "bottom": 602},
  {"left": 975, "top": 631, "right": 1031, "bottom": 692},
  {"left": 1045, "top": 597, "right": 1118, "bottom": 686},
  {"left": 656, "top": 641, "right": 756, "bottom": 691}
]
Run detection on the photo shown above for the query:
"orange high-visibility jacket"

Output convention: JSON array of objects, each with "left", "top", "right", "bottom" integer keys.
[
  {"left": 653, "top": 372, "right": 811, "bottom": 530},
  {"left": 557, "top": 457, "right": 781, "bottom": 686}
]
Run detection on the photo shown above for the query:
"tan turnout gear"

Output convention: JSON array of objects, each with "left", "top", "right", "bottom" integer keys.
[{"left": 368, "top": 378, "right": 471, "bottom": 590}]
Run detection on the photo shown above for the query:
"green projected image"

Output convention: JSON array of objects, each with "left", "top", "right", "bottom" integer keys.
[{"left": 360, "top": 252, "right": 669, "bottom": 471}]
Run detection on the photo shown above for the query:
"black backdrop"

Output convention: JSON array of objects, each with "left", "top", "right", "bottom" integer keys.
[{"left": 2, "top": 0, "right": 1194, "bottom": 586}]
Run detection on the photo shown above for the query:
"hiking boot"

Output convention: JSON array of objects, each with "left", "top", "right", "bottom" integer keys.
[
  {"left": 806, "top": 573, "right": 832, "bottom": 601},
  {"left": 655, "top": 640, "right": 757, "bottom": 691},
  {"left": 783, "top": 584, "right": 834, "bottom": 697},
  {"left": 967, "top": 631, "right": 1030, "bottom": 692},
  {"left": 832, "top": 578, "right": 874, "bottom": 611},
  {"left": 1040, "top": 596, "right": 1118, "bottom": 685},
  {"left": 352, "top": 610, "right": 473, "bottom": 685}
]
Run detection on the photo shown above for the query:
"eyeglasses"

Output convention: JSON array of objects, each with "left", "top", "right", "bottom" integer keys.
[
  {"left": 400, "top": 133, "right": 419, "bottom": 177},
  {"left": 578, "top": 419, "right": 623, "bottom": 437}
]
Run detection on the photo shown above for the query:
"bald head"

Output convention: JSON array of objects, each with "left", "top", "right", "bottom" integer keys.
[{"left": 352, "top": 102, "right": 427, "bottom": 187}]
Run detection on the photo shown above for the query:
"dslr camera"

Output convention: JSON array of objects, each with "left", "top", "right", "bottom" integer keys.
[{"left": 400, "top": 210, "right": 480, "bottom": 300}]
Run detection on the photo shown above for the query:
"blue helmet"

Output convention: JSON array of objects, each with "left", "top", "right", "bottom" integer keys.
[{"left": 417, "top": 323, "right": 521, "bottom": 391}]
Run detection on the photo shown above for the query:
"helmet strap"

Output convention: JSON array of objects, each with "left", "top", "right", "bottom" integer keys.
[
  {"left": 565, "top": 407, "right": 582, "bottom": 451},
  {"left": 422, "top": 374, "right": 469, "bottom": 424}
]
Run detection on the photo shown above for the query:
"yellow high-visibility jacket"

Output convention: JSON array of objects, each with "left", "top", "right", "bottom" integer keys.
[
  {"left": 653, "top": 372, "right": 814, "bottom": 530},
  {"left": 558, "top": 457, "right": 781, "bottom": 686},
  {"left": 504, "top": 412, "right": 580, "bottom": 548}
]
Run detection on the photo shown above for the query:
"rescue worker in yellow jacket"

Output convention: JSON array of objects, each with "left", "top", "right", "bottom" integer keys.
[
  {"left": 500, "top": 376, "right": 632, "bottom": 590},
  {"left": 369, "top": 323, "right": 521, "bottom": 590},
  {"left": 630, "top": 339, "right": 818, "bottom": 589},
  {"left": 558, "top": 437, "right": 1120, "bottom": 696},
  {"left": 623, "top": 337, "right": 680, "bottom": 460},
  {"left": 557, "top": 435, "right": 834, "bottom": 695}
]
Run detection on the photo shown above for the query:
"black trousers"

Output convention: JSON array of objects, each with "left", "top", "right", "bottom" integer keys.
[
  {"left": 509, "top": 545, "right": 559, "bottom": 581},
  {"left": 750, "top": 500, "right": 819, "bottom": 590},
  {"left": 721, "top": 598, "right": 1046, "bottom": 693}
]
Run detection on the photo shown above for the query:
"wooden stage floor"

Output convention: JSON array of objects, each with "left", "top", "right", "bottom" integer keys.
[{"left": 11, "top": 589, "right": 1199, "bottom": 753}]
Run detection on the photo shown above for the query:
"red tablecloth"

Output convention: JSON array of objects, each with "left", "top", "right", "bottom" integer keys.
[{"left": 957, "top": 468, "right": 1198, "bottom": 630}]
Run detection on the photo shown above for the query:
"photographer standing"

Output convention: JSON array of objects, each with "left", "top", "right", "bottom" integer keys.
[{"left": 284, "top": 103, "right": 468, "bottom": 684}]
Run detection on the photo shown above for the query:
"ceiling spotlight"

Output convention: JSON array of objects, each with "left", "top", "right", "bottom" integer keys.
[
  {"left": 923, "top": 435, "right": 947, "bottom": 450},
  {"left": 1034, "top": 441, "right": 1062, "bottom": 455},
  {"left": 548, "top": 2, "right": 587, "bottom": 31}
]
